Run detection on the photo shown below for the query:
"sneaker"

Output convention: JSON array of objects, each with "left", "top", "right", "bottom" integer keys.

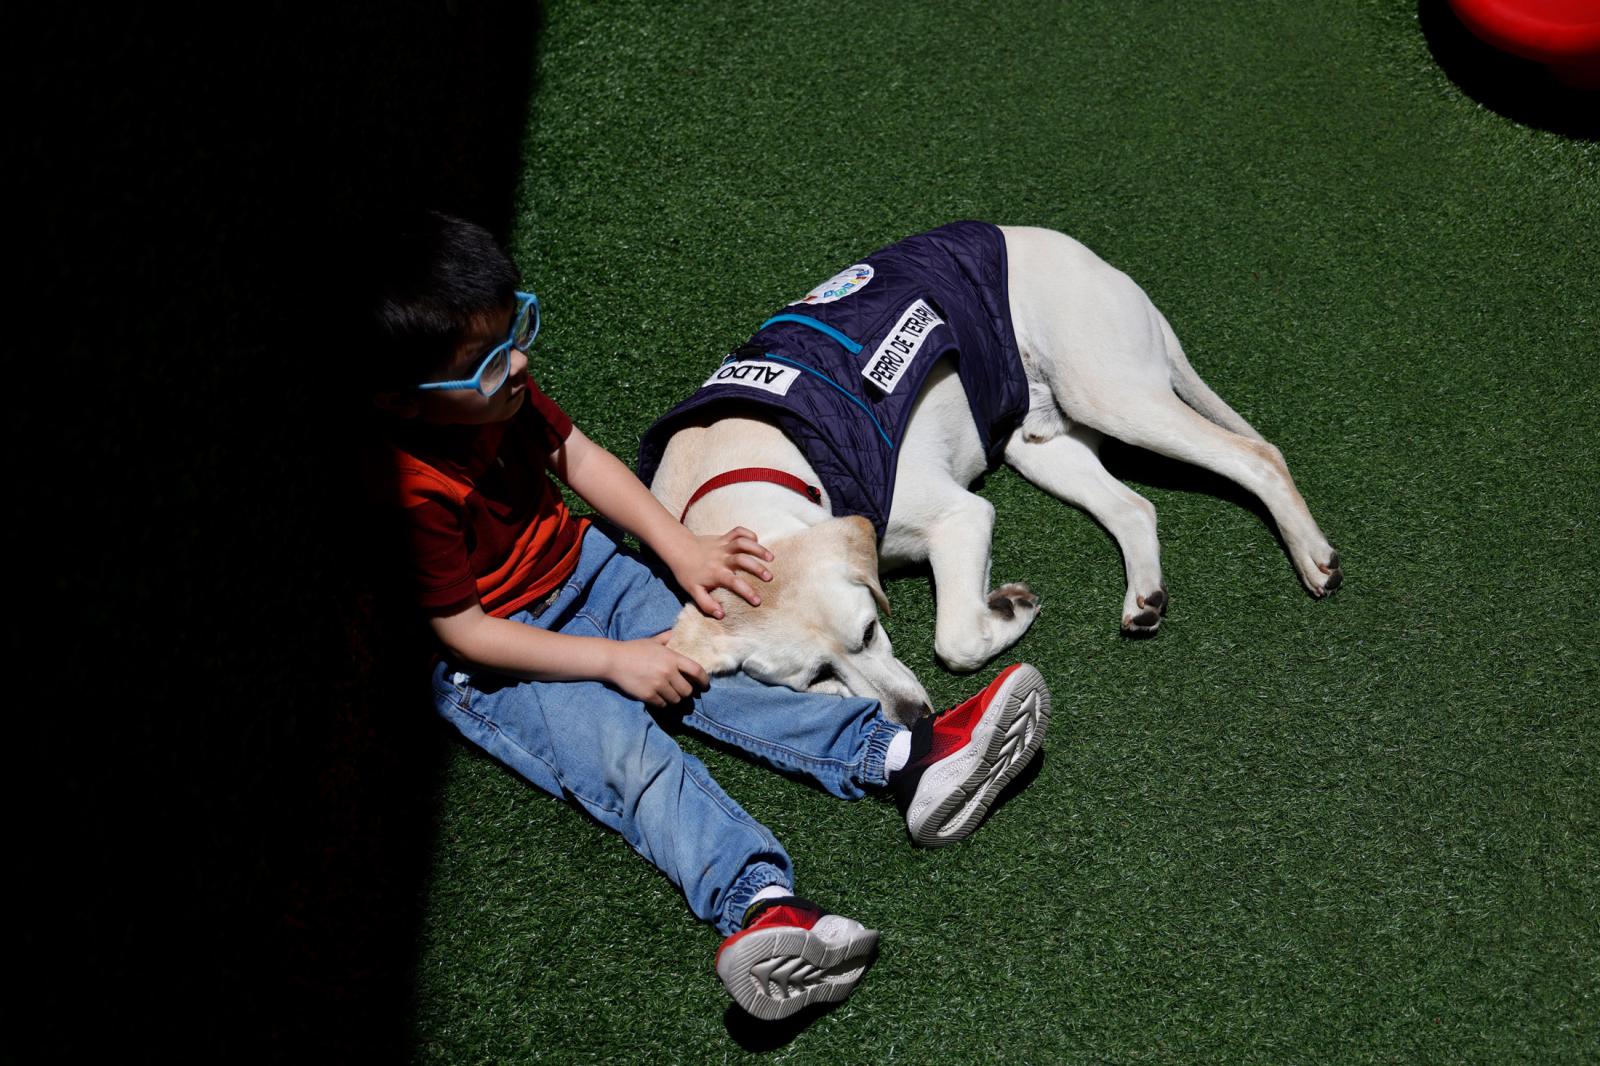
[
  {"left": 715, "top": 896, "right": 879, "bottom": 1021},
  {"left": 892, "top": 662, "right": 1051, "bottom": 847}
]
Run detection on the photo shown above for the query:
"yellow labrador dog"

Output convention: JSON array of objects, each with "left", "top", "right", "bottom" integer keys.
[{"left": 648, "top": 225, "right": 1340, "bottom": 720}]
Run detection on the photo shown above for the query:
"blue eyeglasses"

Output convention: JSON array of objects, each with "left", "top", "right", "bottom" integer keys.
[{"left": 418, "top": 291, "right": 540, "bottom": 397}]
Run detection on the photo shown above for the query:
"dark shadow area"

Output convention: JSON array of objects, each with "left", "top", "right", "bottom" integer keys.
[
  {"left": 1100, "top": 438, "right": 1312, "bottom": 591},
  {"left": 18, "top": 3, "right": 540, "bottom": 1061},
  {"left": 1418, "top": 0, "right": 1600, "bottom": 140},
  {"left": 1099, "top": 440, "right": 1350, "bottom": 603},
  {"left": 1100, "top": 437, "right": 1279, "bottom": 534},
  {"left": 1098, "top": 439, "right": 1266, "bottom": 519}
]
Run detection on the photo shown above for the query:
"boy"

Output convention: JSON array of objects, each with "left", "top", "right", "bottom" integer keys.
[{"left": 362, "top": 212, "right": 1052, "bottom": 1021}]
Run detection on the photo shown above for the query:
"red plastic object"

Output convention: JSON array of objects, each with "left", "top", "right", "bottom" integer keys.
[{"left": 1448, "top": 0, "right": 1600, "bottom": 88}]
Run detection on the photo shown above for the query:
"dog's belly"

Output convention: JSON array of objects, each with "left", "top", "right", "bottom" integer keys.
[{"left": 880, "top": 360, "right": 990, "bottom": 569}]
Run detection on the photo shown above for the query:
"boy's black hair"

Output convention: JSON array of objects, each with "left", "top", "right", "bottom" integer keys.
[{"left": 358, "top": 210, "right": 521, "bottom": 391}]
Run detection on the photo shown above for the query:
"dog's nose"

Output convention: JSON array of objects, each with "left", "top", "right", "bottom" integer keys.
[{"left": 889, "top": 698, "right": 933, "bottom": 726}]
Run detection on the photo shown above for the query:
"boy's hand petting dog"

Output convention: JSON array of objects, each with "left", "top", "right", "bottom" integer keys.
[
  {"left": 670, "top": 527, "right": 774, "bottom": 619},
  {"left": 608, "top": 633, "right": 711, "bottom": 707}
]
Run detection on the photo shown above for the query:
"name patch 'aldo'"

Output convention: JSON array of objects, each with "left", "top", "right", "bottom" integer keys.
[{"left": 702, "top": 359, "right": 801, "bottom": 396}]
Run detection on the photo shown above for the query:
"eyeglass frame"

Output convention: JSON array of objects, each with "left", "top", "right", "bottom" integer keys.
[{"left": 416, "top": 291, "right": 540, "bottom": 397}]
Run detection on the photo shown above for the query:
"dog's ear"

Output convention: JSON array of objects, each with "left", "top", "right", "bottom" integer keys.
[
  {"left": 839, "top": 515, "right": 890, "bottom": 616},
  {"left": 667, "top": 603, "right": 741, "bottom": 673}
]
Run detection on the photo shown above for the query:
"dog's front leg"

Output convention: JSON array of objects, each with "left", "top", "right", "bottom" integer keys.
[
  {"left": 1004, "top": 426, "right": 1168, "bottom": 635},
  {"left": 920, "top": 488, "right": 1040, "bottom": 672}
]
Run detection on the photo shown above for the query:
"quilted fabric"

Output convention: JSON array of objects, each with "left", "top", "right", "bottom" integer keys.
[{"left": 637, "top": 221, "right": 1030, "bottom": 540}]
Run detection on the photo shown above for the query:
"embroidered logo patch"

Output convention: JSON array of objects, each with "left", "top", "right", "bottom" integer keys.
[
  {"left": 792, "top": 263, "right": 873, "bottom": 305},
  {"left": 703, "top": 359, "right": 801, "bottom": 396},
  {"left": 862, "top": 299, "right": 943, "bottom": 394}
]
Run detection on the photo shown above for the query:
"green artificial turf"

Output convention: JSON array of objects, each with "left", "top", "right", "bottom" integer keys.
[{"left": 410, "top": 1, "right": 1597, "bottom": 1060}]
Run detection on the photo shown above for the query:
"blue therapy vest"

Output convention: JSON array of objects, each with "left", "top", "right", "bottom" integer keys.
[{"left": 637, "top": 221, "right": 1029, "bottom": 540}]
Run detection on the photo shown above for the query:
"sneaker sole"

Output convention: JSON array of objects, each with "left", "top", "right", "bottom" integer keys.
[
  {"left": 906, "top": 664, "right": 1051, "bottom": 847},
  {"left": 716, "top": 916, "right": 880, "bottom": 1022}
]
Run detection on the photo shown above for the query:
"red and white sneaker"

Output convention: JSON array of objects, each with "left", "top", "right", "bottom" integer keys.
[
  {"left": 715, "top": 896, "right": 879, "bottom": 1021},
  {"left": 892, "top": 663, "right": 1051, "bottom": 847}
]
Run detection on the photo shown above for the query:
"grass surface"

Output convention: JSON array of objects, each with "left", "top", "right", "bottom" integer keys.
[{"left": 410, "top": 1, "right": 1597, "bottom": 1060}]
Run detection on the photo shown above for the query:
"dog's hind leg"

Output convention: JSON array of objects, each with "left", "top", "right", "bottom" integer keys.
[
  {"left": 1004, "top": 224, "right": 1340, "bottom": 599},
  {"left": 914, "top": 484, "right": 1040, "bottom": 672},
  {"left": 1004, "top": 424, "right": 1168, "bottom": 635},
  {"left": 1083, "top": 391, "right": 1342, "bottom": 598}
]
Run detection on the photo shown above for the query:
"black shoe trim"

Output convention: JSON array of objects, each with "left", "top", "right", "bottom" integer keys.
[
  {"left": 887, "top": 716, "right": 935, "bottom": 813},
  {"left": 741, "top": 894, "right": 820, "bottom": 930}
]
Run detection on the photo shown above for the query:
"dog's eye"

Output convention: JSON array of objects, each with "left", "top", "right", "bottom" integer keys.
[
  {"left": 808, "top": 663, "right": 836, "bottom": 687},
  {"left": 860, "top": 620, "right": 876, "bottom": 649}
]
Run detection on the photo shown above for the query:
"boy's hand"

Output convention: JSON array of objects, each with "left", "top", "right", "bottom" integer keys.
[
  {"left": 607, "top": 633, "right": 711, "bottom": 707},
  {"left": 552, "top": 431, "right": 772, "bottom": 618},
  {"left": 670, "top": 527, "right": 775, "bottom": 619}
]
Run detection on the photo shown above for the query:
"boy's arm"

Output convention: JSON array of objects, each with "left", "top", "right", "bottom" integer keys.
[
  {"left": 431, "top": 599, "right": 709, "bottom": 707},
  {"left": 550, "top": 425, "right": 773, "bottom": 619}
]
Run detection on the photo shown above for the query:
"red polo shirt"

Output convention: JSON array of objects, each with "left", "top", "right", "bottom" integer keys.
[{"left": 380, "top": 378, "right": 588, "bottom": 618}]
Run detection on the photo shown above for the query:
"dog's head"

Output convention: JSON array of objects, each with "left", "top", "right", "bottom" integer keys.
[{"left": 669, "top": 515, "right": 932, "bottom": 725}]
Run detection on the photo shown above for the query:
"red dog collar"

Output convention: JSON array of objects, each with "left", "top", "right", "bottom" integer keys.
[{"left": 680, "top": 467, "right": 823, "bottom": 523}]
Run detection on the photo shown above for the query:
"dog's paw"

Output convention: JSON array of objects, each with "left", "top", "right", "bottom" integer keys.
[
  {"left": 1121, "top": 585, "right": 1167, "bottom": 637},
  {"left": 986, "top": 583, "right": 1039, "bottom": 621},
  {"left": 1309, "top": 551, "right": 1343, "bottom": 598},
  {"left": 939, "top": 586, "right": 1042, "bottom": 671}
]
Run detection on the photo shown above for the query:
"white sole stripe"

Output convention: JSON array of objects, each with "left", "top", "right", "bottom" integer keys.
[{"left": 906, "top": 666, "right": 1051, "bottom": 847}]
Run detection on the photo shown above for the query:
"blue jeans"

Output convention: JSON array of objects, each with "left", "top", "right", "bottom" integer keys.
[{"left": 432, "top": 525, "right": 902, "bottom": 935}]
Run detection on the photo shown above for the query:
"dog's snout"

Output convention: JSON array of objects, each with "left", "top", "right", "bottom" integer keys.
[{"left": 888, "top": 696, "right": 931, "bottom": 727}]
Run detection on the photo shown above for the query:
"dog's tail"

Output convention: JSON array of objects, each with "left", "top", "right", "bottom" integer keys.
[{"left": 1156, "top": 309, "right": 1266, "bottom": 442}]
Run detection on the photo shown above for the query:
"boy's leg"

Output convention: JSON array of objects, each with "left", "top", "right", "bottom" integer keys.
[
  {"left": 432, "top": 527, "right": 885, "bottom": 1019},
  {"left": 434, "top": 663, "right": 789, "bottom": 935},
  {"left": 686, "top": 672, "right": 902, "bottom": 800}
]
